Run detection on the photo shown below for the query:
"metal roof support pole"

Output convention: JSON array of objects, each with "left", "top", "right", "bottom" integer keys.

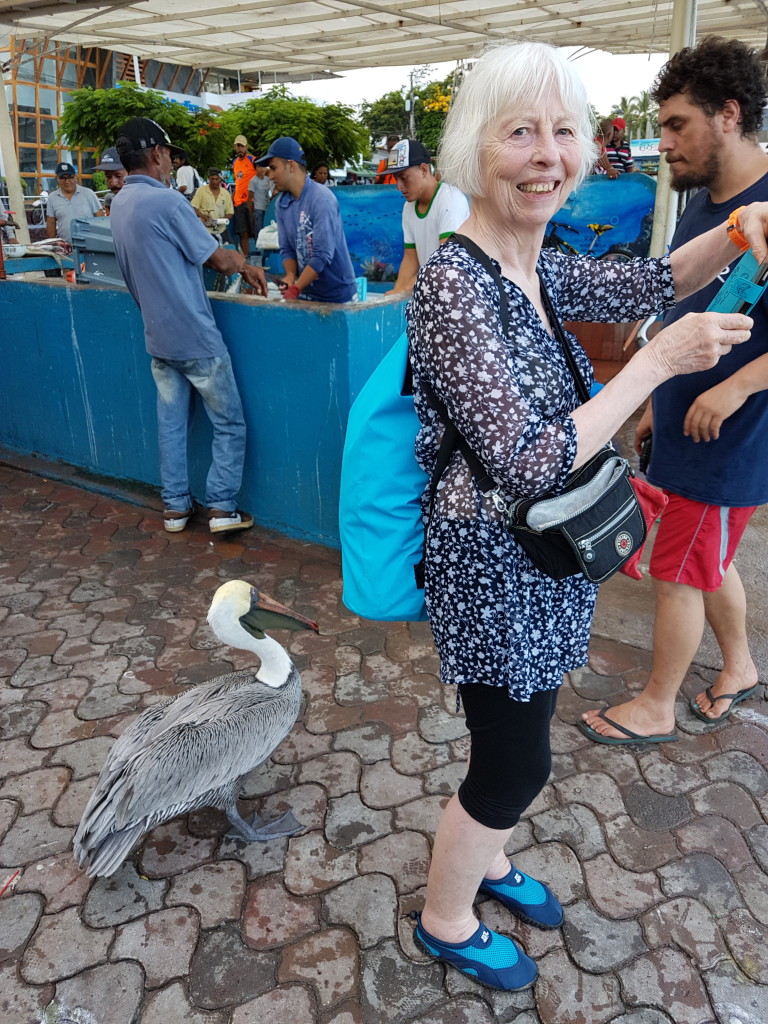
[
  {"left": 649, "top": 0, "right": 697, "bottom": 256},
  {"left": 0, "top": 65, "right": 30, "bottom": 245}
]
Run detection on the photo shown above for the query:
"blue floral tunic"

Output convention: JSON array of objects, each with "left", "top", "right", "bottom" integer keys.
[{"left": 406, "top": 241, "right": 675, "bottom": 700}]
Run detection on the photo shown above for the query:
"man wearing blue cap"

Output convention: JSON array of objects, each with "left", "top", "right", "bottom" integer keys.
[
  {"left": 46, "top": 160, "right": 104, "bottom": 243},
  {"left": 257, "top": 137, "right": 356, "bottom": 303}
]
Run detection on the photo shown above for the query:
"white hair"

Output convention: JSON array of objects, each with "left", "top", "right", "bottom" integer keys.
[{"left": 438, "top": 41, "right": 599, "bottom": 198}]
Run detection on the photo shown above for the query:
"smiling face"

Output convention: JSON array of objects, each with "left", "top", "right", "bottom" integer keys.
[
  {"left": 57, "top": 173, "right": 76, "bottom": 196},
  {"left": 481, "top": 103, "right": 582, "bottom": 227},
  {"left": 658, "top": 91, "right": 722, "bottom": 192}
]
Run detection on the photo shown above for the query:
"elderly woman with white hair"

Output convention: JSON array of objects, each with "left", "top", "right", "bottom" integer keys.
[{"left": 408, "top": 40, "right": 765, "bottom": 991}]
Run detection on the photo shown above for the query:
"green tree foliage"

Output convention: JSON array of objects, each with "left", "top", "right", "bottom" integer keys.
[
  {"left": 220, "top": 86, "right": 368, "bottom": 168},
  {"left": 359, "top": 74, "right": 455, "bottom": 155},
  {"left": 57, "top": 81, "right": 367, "bottom": 174},
  {"left": 604, "top": 90, "right": 659, "bottom": 139}
]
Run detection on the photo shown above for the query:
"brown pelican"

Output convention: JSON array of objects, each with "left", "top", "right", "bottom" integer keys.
[{"left": 73, "top": 580, "right": 317, "bottom": 877}]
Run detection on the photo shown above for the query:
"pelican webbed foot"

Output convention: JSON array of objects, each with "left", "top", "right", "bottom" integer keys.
[{"left": 225, "top": 807, "right": 303, "bottom": 842}]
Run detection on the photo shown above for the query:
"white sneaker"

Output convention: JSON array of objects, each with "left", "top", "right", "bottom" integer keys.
[
  {"left": 208, "top": 508, "right": 254, "bottom": 534},
  {"left": 163, "top": 508, "right": 193, "bottom": 532}
]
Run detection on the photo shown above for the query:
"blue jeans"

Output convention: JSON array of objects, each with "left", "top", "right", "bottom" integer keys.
[{"left": 150, "top": 352, "right": 246, "bottom": 513}]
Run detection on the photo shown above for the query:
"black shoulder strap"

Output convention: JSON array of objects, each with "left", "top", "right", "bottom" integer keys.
[{"left": 538, "top": 279, "right": 591, "bottom": 405}]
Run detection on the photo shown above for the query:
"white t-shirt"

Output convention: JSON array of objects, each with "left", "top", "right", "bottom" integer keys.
[
  {"left": 402, "top": 181, "right": 470, "bottom": 265},
  {"left": 175, "top": 164, "right": 200, "bottom": 196}
]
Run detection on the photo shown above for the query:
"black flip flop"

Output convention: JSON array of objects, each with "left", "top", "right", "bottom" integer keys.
[
  {"left": 578, "top": 706, "right": 677, "bottom": 745},
  {"left": 690, "top": 682, "right": 760, "bottom": 724}
]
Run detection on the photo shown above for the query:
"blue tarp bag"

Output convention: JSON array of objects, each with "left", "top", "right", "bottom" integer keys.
[{"left": 340, "top": 332, "right": 430, "bottom": 621}]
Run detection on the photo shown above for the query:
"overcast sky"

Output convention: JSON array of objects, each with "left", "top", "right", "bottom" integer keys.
[{"left": 294, "top": 47, "right": 668, "bottom": 122}]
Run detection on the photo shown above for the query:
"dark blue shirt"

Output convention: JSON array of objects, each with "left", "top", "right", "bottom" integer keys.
[
  {"left": 276, "top": 176, "right": 356, "bottom": 303},
  {"left": 110, "top": 174, "right": 220, "bottom": 360},
  {"left": 649, "top": 171, "right": 768, "bottom": 506}
]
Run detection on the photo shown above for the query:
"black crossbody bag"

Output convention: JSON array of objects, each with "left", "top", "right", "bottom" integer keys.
[{"left": 435, "top": 234, "right": 646, "bottom": 584}]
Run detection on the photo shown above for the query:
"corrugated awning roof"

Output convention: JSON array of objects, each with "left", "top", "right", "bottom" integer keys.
[{"left": 0, "top": 0, "right": 766, "bottom": 80}]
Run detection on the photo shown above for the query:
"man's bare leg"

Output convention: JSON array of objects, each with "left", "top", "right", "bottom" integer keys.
[
  {"left": 692, "top": 563, "right": 758, "bottom": 718},
  {"left": 581, "top": 578, "right": 705, "bottom": 738}
]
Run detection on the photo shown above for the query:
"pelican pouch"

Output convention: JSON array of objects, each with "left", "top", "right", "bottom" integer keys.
[{"left": 504, "top": 445, "right": 646, "bottom": 583}]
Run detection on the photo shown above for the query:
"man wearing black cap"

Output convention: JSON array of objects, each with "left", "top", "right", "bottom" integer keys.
[
  {"left": 257, "top": 136, "right": 356, "bottom": 303},
  {"left": 385, "top": 139, "right": 469, "bottom": 294},
  {"left": 110, "top": 116, "right": 268, "bottom": 536},
  {"left": 93, "top": 147, "right": 126, "bottom": 213},
  {"left": 45, "top": 160, "right": 104, "bottom": 244}
]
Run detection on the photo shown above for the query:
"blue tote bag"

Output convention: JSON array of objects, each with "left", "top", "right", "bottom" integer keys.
[{"left": 339, "top": 332, "right": 429, "bottom": 621}]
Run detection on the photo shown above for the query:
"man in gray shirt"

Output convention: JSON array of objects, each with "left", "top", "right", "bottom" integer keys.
[{"left": 45, "top": 161, "right": 103, "bottom": 243}]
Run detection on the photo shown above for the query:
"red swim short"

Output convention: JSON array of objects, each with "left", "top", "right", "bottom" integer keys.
[{"left": 649, "top": 491, "right": 756, "bottom": 592}]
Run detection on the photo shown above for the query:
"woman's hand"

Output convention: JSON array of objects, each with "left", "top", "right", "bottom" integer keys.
[{"left": 645, "top": 311, "right": 753, "bottom": 381}]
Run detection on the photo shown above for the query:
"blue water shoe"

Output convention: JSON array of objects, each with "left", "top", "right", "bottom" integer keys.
[
  {"left": 479, "top": 865, "right": 563, "bottom": 929},
  {"left": 414, "top": 915, "right": 537, "bottom": 991}
]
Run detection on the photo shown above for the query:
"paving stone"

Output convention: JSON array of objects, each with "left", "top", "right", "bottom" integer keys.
[
  {"left": 297, "top": 751, "right": 362, "bottom": 797},
  {"left": 658, "top": 851, "right": 745, "bottom": 917},
  {"left": 77, "top": 684, "right": 139, "bottom": 721},
  {"left": 21, "top": 904, "right": 112, "bottom": 983},
  {"left": 623, "top": 779, "right": 693, "bottom": 831},
  {"left": 531, "top": 804, "right": 607, "bottom": 860},
  {"left": 271, "top": 723, "right": 333, "bottom": 765},
  {"left": 332, "top": 723, "right": 392, "bottom": 763},
  {"left": 641, "top": 897, "right": 729, "bottom": 969},
  {"left": 562, "top": 899, "right": 646, "bottom": 971},
  {"left": 324, "top": 873, "right": 398, "bottom": 948},
  {"left": 48, "top": 736, "right": 115, "bottom": 779},
  {"left": 277, "top": 926, "right": 357, "bottom": 1007},
  {"left": 238, "top": 758, "right": 295, "bottom": 798},
  {"left": 189, "top": 923, "right": 277, "bottom": 1008},
  {"left": 416, "top": 702, "right": 467, "bottom": 744},
  {"left": 0, "top": 891, "right": 43, "bottom": 963},
  {"left": 304, "top": 696, "right": 363, "bottom": 734},
  {"left": 733, "top": 862, "right": 768, "bottom": 926},
  {"left": 0, "top": 798, "right": 17, "bottom": 842},
  {"left": 0, "top": 960, "right": 53, "bottom": 1022},
  {"left": 70, "top": 580, "right": 117, "bottom": 603},
  {"left": 619, "top": 948, "right": 714, "bottom": 1024},
  {"left": 284, "top": 832, "right": 357, "bottom": 895},
  {"left": 54, "top": 961, "right": 145, "bottom": 1024},
  {"left": 0, "top": 765, "right": 70, "bottom": 812},
  {"left": 0, "top": 699, "right": 47, "bottom": 739},
  {"left": 675, "top": 815, "right": 754, "bottom": 872},
  {"left": 242, "top": 872, "right": 320, "bottom": 949},
  {"left": 10, "top": 654, "right": 70, "bottom": 689},
  {"left": 567, "top": 665, "right": 625, "bottom": 701},
  {"left": 112, "top": 906, "right": 199, "bottom": 988},
  {"left": 166, "top": 860, "right": 245, "bottom": 928},
  {"left": 609, "top": 1013, "right": 674, "bottom": 1024},
  {"left": 359, "top": 831, "right": 430, "bottom": 893},
  {"left": 717, "top": 722, "right": 768, "bottom": 765},
  {"left": 325, "top": 792, "right": 393, "bottom": 848},
  {"left": 16, "top": 851, "right": 93, "bottom": 912},
  {"left": 52, "top": 775, "right": 93, "bottom": 827},
  {"left": 604, "top": 814, "right": 680, "bottom": 872},
  {"left": 139, "top": 819, "right": 218, "bottom": 878},
  {"left": 553, "top": 772, "right": 625, "bottom": 820},
  {"left": 689, "top": 782, "right": 763, "bottom": 829},
  {"left": 703, "top": 958, "right": 768, "bottom": 1024},
  {"left": 83, "top": 862, "right": 167, "bottom": 926},
  {"left": 391, "top": 732, "right": 452, "bottom": 774},
  {"left": 583, "top": 852, "right": 661, "bottom": 918},
  {"left": 30, "top": 708, "right": 119, "bottom": 748},
  {"left": 230, "top": 984, "right": 317, "bottom": 1024},
  {"left": 535, "top": 948, "right": 623, "bottom": 1024},
  {"left": 705, "top": 751, "right": 768, "bottom": 797},
  {"left": 360, "top": 760, "right": 424, "bottom": 809},
  {"left": 0, "top": 809, "right": 73, "bottom": 867},
  {"left": 422, "top": 760, "right": 465, "bottom": 798},
  {"left": 139, "top": 980, "right": 228, "bottom": 1023},
  {"left": 258, "top": 781, "right": 326, "bottom": 835},
  {"left": 334, "top": 670, "right": 390, "bottom": 704},
  {"left": 216, "top": 831, "right": 291, "bottom": 880},
  {"left": 360, "top": 937, "right": 444, "bottom": 1024},
  {"left": 639, "top": 756, "right": 706, "bottom": 795}
]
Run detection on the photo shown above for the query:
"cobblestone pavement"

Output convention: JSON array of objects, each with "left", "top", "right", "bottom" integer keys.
[{"left": 2, "top": 461, "right": 768, "bottom": 1024}]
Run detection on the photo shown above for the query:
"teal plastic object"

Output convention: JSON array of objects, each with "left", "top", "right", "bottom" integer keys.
[
  {"left": 706, "top": 250, "right": 768, "bottom": 315},
  {"left": 340, "top": 332, "right": 429, "bottom": 621}
]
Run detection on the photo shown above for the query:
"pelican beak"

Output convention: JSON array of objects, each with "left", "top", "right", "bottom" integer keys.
[{"left": 240, "top": 587, "right": 319, "bottom": 636}]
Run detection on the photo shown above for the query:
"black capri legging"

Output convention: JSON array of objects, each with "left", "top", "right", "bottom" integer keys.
[{"left": 457, "top": 683, "right": 559, "bottom": 830}]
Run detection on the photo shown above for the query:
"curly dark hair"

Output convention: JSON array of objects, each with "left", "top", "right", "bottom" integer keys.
[{"left": 651, "top": 36, "right": 767, "bottom": 136}]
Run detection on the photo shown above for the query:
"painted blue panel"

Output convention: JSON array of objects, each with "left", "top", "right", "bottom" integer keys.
[
  {"left": 0, "top": 281, "right": 406, "bottom": 547},
  {"left": 544, "top": 173, "right": 657, "bottom": 258}
]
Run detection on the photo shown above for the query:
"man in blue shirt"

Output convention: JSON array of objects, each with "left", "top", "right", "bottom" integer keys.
[
  {"left": 46, "top": 160, "right": 103, "bottom": 243},
  {"left": 111, "top": 117, "right": 267, "bottom": 535},
  {"left": 581, "top": 38, "right": 768, "bottom": 744},
  {"left": 257, "top": 137, "right": 356, "bottom": 303}
]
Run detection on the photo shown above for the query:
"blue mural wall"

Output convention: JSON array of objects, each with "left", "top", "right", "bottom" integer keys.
[
  {"left": 544, "top": 173, "right": 657, "bottom": 259},
  {"left": 0, "top": 282, "right": 406, "bottom": 547}
]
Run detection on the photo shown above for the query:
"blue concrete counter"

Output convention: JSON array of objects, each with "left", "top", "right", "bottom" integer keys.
[{"left": 0, "top": 279, "right": 407, "bottom": 547}]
